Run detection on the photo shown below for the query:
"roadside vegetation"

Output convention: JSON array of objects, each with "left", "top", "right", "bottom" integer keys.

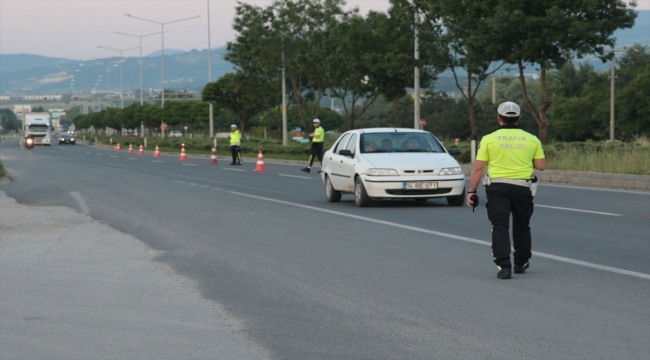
[
  {"left": 2, "top": 1, "right": 648, "bottom": 177},
  {"left": 85, "top": 133, "right": 649, "bottom": 175}
]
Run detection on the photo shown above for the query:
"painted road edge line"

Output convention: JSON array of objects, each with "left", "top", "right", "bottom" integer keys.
[
  {"left": 536, "top": 204, "right": 622, "bottom": 216},
  {"left": 230, "top": 191, "right": 650, "bottom": 281}
]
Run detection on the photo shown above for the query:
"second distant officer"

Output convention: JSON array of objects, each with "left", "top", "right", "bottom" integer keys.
[
  {"left": 229, "top": 124, "right": 242, "bottom": 165},
  {"left": 301, "top": 118, "right": 325, "bottom": 173}
]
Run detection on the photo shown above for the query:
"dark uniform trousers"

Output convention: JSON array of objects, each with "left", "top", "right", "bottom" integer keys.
[
  {"left": 230, "top": 145, "right": 241, "bottom": 164},
  {"left": 486, "top": 182, "right": 534, "bottom": 269},
  {"left": 308, "top": 142, "right": 324, "bottom": 167}
]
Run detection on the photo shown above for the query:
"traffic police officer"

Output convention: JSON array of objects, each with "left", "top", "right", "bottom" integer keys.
[
  {"left": 301, "top": 118, "right": 325, "bottom": 173},
  {"left": 467, "top": 101, "right": 546, "bottom": 279},
  {"left": 229, "top": 124, "right": 242, "bottom": 165}
]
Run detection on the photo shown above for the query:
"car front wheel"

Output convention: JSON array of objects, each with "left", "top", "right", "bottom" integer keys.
[
  {"left": 447, "top": 189, "right": 466, "bottom": 206},
  {"left": 325, "top": 175, "right": 342, "bottom": 202},
  {"left": 354, "top": 177, "right": 372, "bottom": 207}
]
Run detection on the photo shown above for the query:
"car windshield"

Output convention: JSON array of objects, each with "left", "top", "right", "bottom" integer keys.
[{"left": 360, "top": 132, "right": 446, "bottom": 153}]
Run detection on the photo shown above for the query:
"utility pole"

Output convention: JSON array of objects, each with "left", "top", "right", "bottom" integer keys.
[
  {"left": 282, "top": 50, "right": 288, "bottom": 146},
  {"left": 608, "top": 47, "right": 626, "bottom": 142},
  {"left": 413, "top": 11, "right": 420, "bottom": 129}
]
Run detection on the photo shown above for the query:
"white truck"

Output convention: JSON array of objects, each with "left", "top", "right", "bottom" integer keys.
[{"left": 24, "top": 112, "right": 52, "bottom": 145}]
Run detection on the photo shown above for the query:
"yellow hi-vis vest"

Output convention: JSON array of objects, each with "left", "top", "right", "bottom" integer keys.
[{"left": 229, "top": 130, "right": 241, "bottom": 146}]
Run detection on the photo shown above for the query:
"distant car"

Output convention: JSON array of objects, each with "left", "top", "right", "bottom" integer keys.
[
  {"left": 59, "top": 133, "right": 75, "bottom": 145},
  {"left": 320, "top": 128, "right": 465, "bottom": 207},
  {"left": 169, "top": 130, "right": 183, "bottom": 138}
]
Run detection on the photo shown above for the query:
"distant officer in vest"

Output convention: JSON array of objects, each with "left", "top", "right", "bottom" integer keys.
[
  {"left": 467, "top": 101, "right": 546, "bottom": 280},
  {"left": 229, "top": 124, "right": 242, "bottom": 165},
  {"left": 301, "top": 118, "right": 325, "bottom": 173}
]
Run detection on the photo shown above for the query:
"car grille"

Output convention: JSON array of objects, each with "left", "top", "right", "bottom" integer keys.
[
  {"left": 385, "top": 188, "right": 453, "bottom": 196},
  {"left": 402, "top": 169, "right": 435, "bottom": 174}
]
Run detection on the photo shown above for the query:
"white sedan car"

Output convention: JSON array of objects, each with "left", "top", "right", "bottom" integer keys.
[{"left": 320, "top": 128, "right": 466, "bottom": 207}]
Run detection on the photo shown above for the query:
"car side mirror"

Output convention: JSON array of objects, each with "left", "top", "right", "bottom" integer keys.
[
  {"left": 339, "top": 149, "right": 353, "bottom": 157},
  {"left": 448, "top": 148, "right": 461, "bottom": 155}
]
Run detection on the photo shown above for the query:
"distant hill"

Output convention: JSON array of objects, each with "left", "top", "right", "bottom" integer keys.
[
  {"left": 0, "top": 10, "right": 647, "bottom": 95},
  {"left": 145, "top": 49, "right": 186, "bottom": 57},
  {"left": 0, "top": 47, "right": 234, "bottom": 95},
  {"left": 0, "top": 54, "right": 77, "bottom": 73}
]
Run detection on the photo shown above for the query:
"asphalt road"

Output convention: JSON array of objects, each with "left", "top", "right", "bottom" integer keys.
[{"left": 1, "top": 139, "right": 649, "bottom": 360}]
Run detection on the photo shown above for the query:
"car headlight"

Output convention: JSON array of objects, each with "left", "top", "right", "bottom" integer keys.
[
  {"left": 439, "top": 167, "right": 463, "bottom": 175},
  {"left": 366, "top": 168, "right": 399, "bottom": 176},
  {"left": 70, "top": 138, "right": 75, "bottom": 141}
]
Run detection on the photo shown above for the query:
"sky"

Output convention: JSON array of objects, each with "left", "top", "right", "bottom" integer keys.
[
  {"left": 0, "top": 0, "right": 391, "bottom": 60},
  {"left": 1, "top": 0, "right": 648, "bottom": 61}
]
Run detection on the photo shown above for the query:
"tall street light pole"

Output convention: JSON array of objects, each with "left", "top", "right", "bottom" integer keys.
[
  {"left": 124, "top": 13, "right": 200, "bottom": 139},
  {"left": 124, "top": 13, "right": 200, "bottom": 109},
  {"left": 207, "top": 0, "right": 215, "bottom": 138},
  {"left": 113, "top": 31, "right": 165, "bottom": 106},
  {"left": 97, "top": 46, "right": 139, "bottom": 109}
]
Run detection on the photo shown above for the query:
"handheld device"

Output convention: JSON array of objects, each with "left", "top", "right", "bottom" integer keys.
[{"left": 471, "top": 194, "right": 479, "bottom": 212}]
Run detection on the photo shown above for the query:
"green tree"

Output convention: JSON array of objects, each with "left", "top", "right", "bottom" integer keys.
[
  {"left": 490, "top": 0, "right": 637, "bottom": 144},
  {"left": 321, "top": 12, "right": 382, "bottom": 130},
  {"left": 0, "top": 109, "right": 20, "bottom": 131},
  {"left": 202, "top": 72, "right": 266, "bottom": 134},
  {"left": 550, "top": 72, "right": 610, "bottom": 140},
  {"left": 616, "top": 64, "right": 650, "bottom": 137},
  {"left": 227, "top": 0, "right": 344, "bottom": 131},
  {"left": 366, "top": 4, "right": 436, "bottom": 128},
  {"left": 405, "top": 0, "right": 506, "bottom": 141}
]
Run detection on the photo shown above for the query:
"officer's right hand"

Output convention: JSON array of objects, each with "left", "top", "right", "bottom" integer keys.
[{"left": 466, "top": 193, "right": 478, "bottom": 207}]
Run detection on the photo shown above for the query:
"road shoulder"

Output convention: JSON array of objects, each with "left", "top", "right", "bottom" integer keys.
[{"left": 0, "top": 190, "right": 269, "bottom": 360}]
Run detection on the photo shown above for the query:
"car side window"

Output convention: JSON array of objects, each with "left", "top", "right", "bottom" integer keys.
[
  {"left": 345, "top": 134, "right": 358, "bottom": 154},
  {"left": 334, "top": 133, "right": 351, "bottom": 154}
]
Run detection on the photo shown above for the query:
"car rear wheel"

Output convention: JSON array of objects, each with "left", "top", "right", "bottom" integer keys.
[
  {"left": 325, "top": 175, "right": 341, "bottom": 202},
  {"left": 447, "top": 189, "right": 466, "bottom": 206},
  {"left": 354, "top": 177, "right": 372, "bottom": 207}
]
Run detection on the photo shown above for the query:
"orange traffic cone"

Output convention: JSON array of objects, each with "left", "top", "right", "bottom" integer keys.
[
  {"left": 209, "top": 147, "right": 218, "bottom": 165},
  {"left": 128, "top": 143, "right": 134, "bottom": 153},
  {"left": 253, "top": 147, "right": 267, "bottom": 172},
  {"left": 153, "top": 144, "right": 161, "bottom": 157},
  {"left": 179, "top": 143, "right": 187, "bottom": 161},
  {"left": 138, "top": 144, "right": 144, "bottom": 155},
  {"left": 115, "top": 143, "right": 121, "bottom": 151}
]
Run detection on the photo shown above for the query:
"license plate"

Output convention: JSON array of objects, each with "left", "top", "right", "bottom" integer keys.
[{"left": 403, "top": 182, "right": 438, "bottom": 190}]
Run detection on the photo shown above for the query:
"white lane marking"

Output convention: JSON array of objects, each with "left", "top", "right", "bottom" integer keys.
[
  {"left": 279, "top": 174, "right": 311, "bottom": 179},
  {"left": 152, "top": 160, "right": 164, "bottom": 163},
  {"left": 535, "top": 204, "right": 622, "bottom": 217},
  {"left": 96, "top": 154, "right": 103, "bottom": 156},
  {"left": 212, "top": 188, "right": 223, "bottom": 191},
  {"left": 199, "top": 185, "right": 209, "bottom": 188},
  {"left": 86, "top": 152, "right": 91, "bottom": 154},
  {"left": 223, "top": 168, "right": 245, "bottom": 172},
  {"left": 110, "top": 156, "right": 118, "bottom": 158},
  {"left": 539, "top": 183, "right": 650, "bottom": 195},
  {"left": 230, "top": 192, "right": 650, "bottom": 281},
  {"left": 127, "top": 158, "right": 137, "bottom": 161},
  {"left": 189, "top": 183, "right": 197, "bottom": 186},
  {"left": 182, "top": 163, "right": 199, "bottom": 167},
  {"left": 70, "top": 191, "right": 90, "bottom": 215}
]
